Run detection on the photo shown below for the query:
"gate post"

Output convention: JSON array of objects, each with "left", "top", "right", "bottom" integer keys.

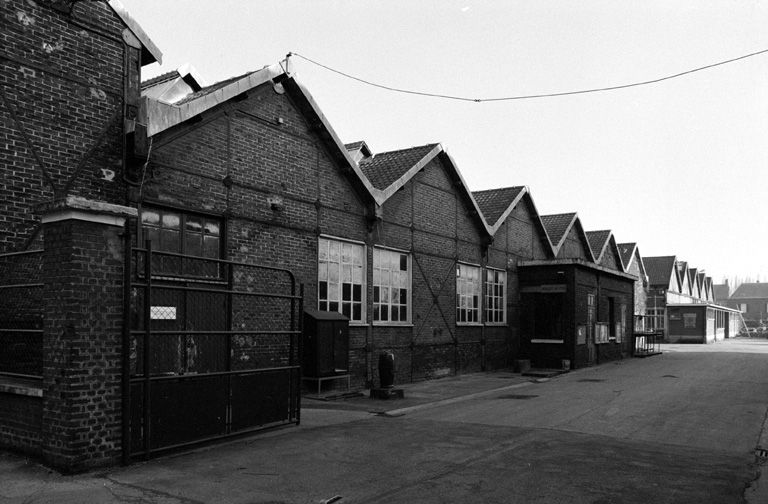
[{"left": 38, "top": 197, "right": 136, "bottom": 472}]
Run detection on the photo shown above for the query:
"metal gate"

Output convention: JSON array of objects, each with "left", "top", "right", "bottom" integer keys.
[{"left": 124, "top": 241, "right": 303, "bottom": 461}]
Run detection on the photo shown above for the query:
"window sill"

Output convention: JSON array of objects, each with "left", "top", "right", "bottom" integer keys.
[
  {"left": 484, "top": 323, "right": 508, "bottom": 327},
  {"left": 456, "top": 323, "right": 483, "bottom": 327},
  {"left": 530, "top": 339, "right": 564, "bottom": 344},
  {"left": 0, "top": 376, "right": 43, "bottom": 398},
  {"left": 372, "top": 322, "right": 414, "bottom": 328}
]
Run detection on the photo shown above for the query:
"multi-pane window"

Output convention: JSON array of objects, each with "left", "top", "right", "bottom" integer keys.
[
  {"left": 373, "top": 248, "right": 410, "bottom": 323},
  {"left": 485, "top": 269, "right": 506, "bottom": 324},
  {"left": 456, "top": 263, "right": 481, "bottom": 323},
  {"left": 318, "top": 237, "right": 364, "bottom": 322},
  {"left": 140, "top": 207, "right": 221, "bottom": 276}
]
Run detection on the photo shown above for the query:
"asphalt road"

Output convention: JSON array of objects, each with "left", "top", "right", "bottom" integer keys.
[{"left": 2, "top": 339, "right": 768, "bottom": 503}]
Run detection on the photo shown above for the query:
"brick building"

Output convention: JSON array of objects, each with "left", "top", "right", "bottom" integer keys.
[
  {"left": 1, "top": 1, "right": 654, "bottom": 471},
  {"left": 519, "top": 214, "right": 637, "bottom": 369},
  {"left": 644, "top": 256, "right": 742, "bottom": 342},
  {"left": 1, "top": 0, "right": 161, "bottom": 470}
]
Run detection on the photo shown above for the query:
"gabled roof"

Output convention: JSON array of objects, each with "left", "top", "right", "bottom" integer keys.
[
  {"left": 108, "top": 0, "right": 162, "bottom": 65},
  {"left": 585, "top": 230, "right": 612, "bottom": 263},
  {"left": 540, "top": 213, "right": 595, "bottom": 261},
  {"left": 688, "top": 268, "right": 699, "bottom": 297},
  {"left": 140, "top": 63, "right": 379, "bottom": 207},
  {"left": 540, "top": 213, "right": 577, "bottom": 251},
  {"left": 472, "top": 186, "right": 526, "bottom": 228},
  {"left": 731, "top": 283, "right": 768, "bottom": 299},
  {"left": 617, "top": 242, "right": 647, "bottom": 281},
  {"left": 713, "top": 283, "right": 730, "bottom": 301},
  {"left": 359, "top": 144, "right": 439, "bottom": 190},
  {"left": 618, "top": 242, "right": 636, "bottom": 268},
  {"left": 704, "top": 277, "right": 713, "bottom": 301},
  {"left": 697, "top": 272, "right": 706, "bottom": 297},
  {"left": 644, "top": 256, "right": 677, "bottom": 288}
]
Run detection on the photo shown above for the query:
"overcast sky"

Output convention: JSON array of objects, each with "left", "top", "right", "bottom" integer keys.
[{"left": 124, "top": 0, "right": 768, "bottom": 283}]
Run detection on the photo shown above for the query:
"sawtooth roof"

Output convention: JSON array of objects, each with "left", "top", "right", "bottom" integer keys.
[
  {"left": 472, "top": 186, "right": 526, "bottom": 226},
  {"left": 618, "top": 242, "right": 636, "bottom": 269},
  {"left": 586, "top": 230, "right": 611, "bottom": 261},
  {"left": 644, "top": 256, "right": 677, "bottom": 287},
  {"left": 540, "top": 213, "right": 577, "bottom": 249},
  {"left": 359, "top": 144, "right": 438, "bottom": 190}
]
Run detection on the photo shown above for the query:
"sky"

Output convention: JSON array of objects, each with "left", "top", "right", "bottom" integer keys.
[{"left": 124, "top": 0, "right": 768, "bottom": 283}]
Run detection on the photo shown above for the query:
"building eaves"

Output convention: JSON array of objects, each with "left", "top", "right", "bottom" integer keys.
[{"left": 108, "top": 0, "right": 162, "bottom": 65}]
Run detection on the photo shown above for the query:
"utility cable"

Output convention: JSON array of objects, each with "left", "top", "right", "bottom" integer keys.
[{"left": 288, "top": 48, "right": 768, "bottom": 102}]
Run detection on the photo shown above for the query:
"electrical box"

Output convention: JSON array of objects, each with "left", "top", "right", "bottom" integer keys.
[{"left": 302, "top": 309, "right": 349, "bottom": 378}]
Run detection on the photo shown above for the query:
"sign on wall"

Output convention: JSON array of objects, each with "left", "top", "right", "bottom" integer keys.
[{"left": 576, "top": 325, "right": 586, "bottom": 345}]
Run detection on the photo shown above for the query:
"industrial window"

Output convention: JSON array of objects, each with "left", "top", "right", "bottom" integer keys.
[
  {"left": 485, "top": 268, "right": 506, "bottom": 324},
  {"left": 318, "top": 237, "right": 364, "bottom": 322},
  {"left": 372, "top": 247, "right": 410, "bottom": 323},
  {"left": 456, "top": 263, "right": 481, "bottom": 324},
  {"left": 140, "top": 207, "right": 221, "bottom": 277}
]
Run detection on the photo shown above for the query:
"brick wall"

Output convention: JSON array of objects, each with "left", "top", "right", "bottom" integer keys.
[
  {"left": 41, "top": 216, "right": 126, "bottom": 472},
  {"left": 1, "top": 0, "right": 137, "bottom": 252},
  {"left": 145, "top": 83, "right": 547, "bottom": 386},
  {"left": 0, "top": 392, "right": 41, "bottom": 456}
]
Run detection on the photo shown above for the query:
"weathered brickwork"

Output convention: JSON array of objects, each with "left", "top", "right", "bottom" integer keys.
[
  {"left": 1, "top": 0, "right": 137, "bottom": 251},
  {"left": 0, "top": 392, "right": 41, "bottom": 456},
  {"left": 41, "top": 217, "right": 126, "bottom": 471},
  {"left": 1, "top": 0, "right": 144, "bottom": 470}
]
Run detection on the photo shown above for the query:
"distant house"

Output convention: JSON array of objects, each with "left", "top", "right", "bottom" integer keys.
[{"left": 725, "top": 283, "right": 768, "bottom": 324}]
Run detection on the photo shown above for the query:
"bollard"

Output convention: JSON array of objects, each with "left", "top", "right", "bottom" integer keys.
[{"left": 378, "top": 351, "right": 395, "bottom": 389}]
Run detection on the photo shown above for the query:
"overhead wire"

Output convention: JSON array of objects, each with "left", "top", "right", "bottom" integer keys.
[{"left": 288, "top": 48, "right": 768, "bottom": 103}]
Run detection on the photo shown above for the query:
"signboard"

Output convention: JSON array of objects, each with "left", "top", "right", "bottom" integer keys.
[
  {"left": 576, "top": 325, "right": 586, "bottom": 345},
  {"left": 520, "top": 284, "right": 567, "bottom": 294}
]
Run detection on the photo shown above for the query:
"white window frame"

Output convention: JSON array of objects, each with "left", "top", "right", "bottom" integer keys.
[
  {"left": 317, "top": 236, "right": 366, "bottom": 323},
  {"left": 484, "top": 267, "right": 507, "bottom": 325},
  {"left": 456, "top": 263, "right": 482, "bottom": 325},
  {"left": 372, "top": 247, "right": 412, "bottom": 325},
  {"left": 739, "top": 303, "right": 747, "bottom": 313}
]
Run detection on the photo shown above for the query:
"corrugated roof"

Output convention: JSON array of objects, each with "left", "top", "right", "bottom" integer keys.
[
  {"left": 644, "top": 256, "right": 677, "bottom": 287},
  {"left": 586, "top": 230, "right": 611, "bottom": 260},
  {"left": 359, "top": 144, "right": 438, "bottom": 190},
  {"left": 472, "top": 186, "right": 526, "bottom": 226},
  {"left": 731, "top": 283, "right": 768, "bottom": 299},
  {"left": 540, "top": 213, "right": 577, "bottom": 247},
  {"left": 618, "top": 242, "right": 636, "bottom": 268}
]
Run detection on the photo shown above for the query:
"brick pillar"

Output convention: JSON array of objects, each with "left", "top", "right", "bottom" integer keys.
[{"left": 38, "top": 197, "right": 136, "bottom": 472}]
